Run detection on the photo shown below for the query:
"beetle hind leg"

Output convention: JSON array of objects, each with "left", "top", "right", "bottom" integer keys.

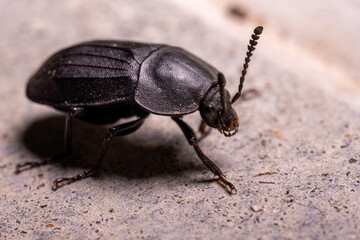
[
  {"left": 52, "top": 115, "right": 148, "bottom": 190},
  {"left": 15, "top": 107, "right": 84, "bottom": 174},
  {"left": 172, "top": 117, "right": 237, "bottom": 194}
]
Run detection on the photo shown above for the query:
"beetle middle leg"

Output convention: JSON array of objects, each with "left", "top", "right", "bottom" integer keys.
[
  {"left": 52, "top": 115, "right": 148, "bottom": 190},
  {"left": 15, "top": 107, "right": 84, "bottom": 173},
  {"left": 239, "top": 88, "right": 260, "bottom": 101},
  {"left": 172, "top": 117, "right": 237, "bottom": 194}
]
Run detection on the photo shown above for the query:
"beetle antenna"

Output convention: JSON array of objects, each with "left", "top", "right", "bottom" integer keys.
[
  {"left": 231, "top": 26, "right": 263, "bottom": 104},
  {"left": 218, "top": 73, "right": 227, "bottom": 113}
]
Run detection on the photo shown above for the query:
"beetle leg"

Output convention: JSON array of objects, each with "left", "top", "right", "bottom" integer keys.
[
  {"left": 64, "top": 107, "right": 84, "bottom": 154},
  {"left": 172, "top": 117, "right": 237, "bottom": 194},
  {"left": 52, "top": 115, "right": 148, "bottom": 190},
  {"left": 15, "top": 107, "right": 84, "bottom": 174},
  {"left": 198, "top": 120, "right": 212, "bottom": 142},
  {"left": 238, "top": 88, "right": 260, "bottom": 102}
]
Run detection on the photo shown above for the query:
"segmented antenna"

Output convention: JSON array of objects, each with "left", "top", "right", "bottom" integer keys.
[
  {"left": 218, "top": 73, "right": 227, "bottom": 113},
  {"left": 231, "top": 26, "right": 263, "bottom": 104}
]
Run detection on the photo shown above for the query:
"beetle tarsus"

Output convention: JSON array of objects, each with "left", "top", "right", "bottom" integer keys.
[
  {"left": 219, "top": 174, "right": 237, "bottom": 194},
  {"left": 15, "top": 153, "right": 67, "bottom": 174},
  {"left": 172, "top": 117, "right": 237, "bottom": 194},
  {"left": 15, "top": 107, "right": 83, "bottom": 174},
  {"left": 15, "top": 158, "right": 51, "bottom": 174},
  {"left": 52, "top": 168, "right": 95, "bottom": 191},
  {"left": 51, "top": 116, "right": 148, "bottom": 190}
]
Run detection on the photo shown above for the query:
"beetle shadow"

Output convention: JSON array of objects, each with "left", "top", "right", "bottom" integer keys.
[{"left": 20, "top": 115, "right": 202, "bottom": 179}]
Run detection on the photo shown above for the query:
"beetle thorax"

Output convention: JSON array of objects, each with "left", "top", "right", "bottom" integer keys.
[{"left": 200, "top": 85, "right": 239, "bottom": 137}]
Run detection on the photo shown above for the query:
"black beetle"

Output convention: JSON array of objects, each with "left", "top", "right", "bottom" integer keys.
[{"left": 18, "top": 26, "right": 263, "bottom": 193}]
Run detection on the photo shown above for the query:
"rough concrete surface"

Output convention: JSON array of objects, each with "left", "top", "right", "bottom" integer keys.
[{"left": 0, "top": 1, "right": 359, "bottom": 239}]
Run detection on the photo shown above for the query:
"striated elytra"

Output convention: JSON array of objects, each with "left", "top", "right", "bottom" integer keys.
[{"left": 20, "top": 26, "right": 263, "bottom": 193}]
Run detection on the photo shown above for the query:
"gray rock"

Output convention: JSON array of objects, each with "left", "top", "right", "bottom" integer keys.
[{"left": 0, "top": 1, "right": 359, "bottom": 239}]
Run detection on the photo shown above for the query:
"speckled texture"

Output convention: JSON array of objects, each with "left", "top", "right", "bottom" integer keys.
[{"left": 1, "top": 1, "right": 359, "bottom": 239}]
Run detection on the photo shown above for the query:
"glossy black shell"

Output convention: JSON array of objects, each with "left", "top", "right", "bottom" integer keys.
[{"left": 27, "top": 40, "right": 219, "bottom": 115}]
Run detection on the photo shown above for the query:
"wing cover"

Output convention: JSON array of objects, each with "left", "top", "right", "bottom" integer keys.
[{"left": 27, "top": 41, "right": 161, "bottom": 107}]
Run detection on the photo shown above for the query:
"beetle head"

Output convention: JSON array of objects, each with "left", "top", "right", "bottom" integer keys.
[
  {"left": 201, "top": 26, "right": 263, "bottom": 137},
  {"left": 200, "top": 73, "right": 239, "bottom": 137}
]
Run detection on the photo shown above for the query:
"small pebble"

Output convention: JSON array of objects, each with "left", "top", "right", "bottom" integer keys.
[
  {"left": 251, "top": 205, "right": 262, "bottom": 212},
  {"left": 349, "top": 158, "right": 357, "bottom": 164}
]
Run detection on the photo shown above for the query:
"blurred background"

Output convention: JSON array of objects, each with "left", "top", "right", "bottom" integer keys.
[{"left": 1, "top": 0, "right": 359, "bottom": 106}]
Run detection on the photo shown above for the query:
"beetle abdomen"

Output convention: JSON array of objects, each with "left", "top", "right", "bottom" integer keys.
[{"left": 27, "top": 41, "right": 161, "bottom": 108}]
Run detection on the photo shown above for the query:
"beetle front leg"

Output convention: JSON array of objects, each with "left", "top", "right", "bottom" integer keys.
[
  {"left": 172, "top": 117, "right": 237, "bottom": 194},
  {"left": 198, "top": 120, "right": 212, "bottom": 142},
  {"left": 52, "top": 115, "right": 148, "bottom": 190},
  {"left": 15, "top": 107, "right": 84, "bottom": 174}
]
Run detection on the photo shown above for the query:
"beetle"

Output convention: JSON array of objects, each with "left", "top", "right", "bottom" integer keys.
[{"left": 17, "top": 26, "right": 263, "bottom": 193}]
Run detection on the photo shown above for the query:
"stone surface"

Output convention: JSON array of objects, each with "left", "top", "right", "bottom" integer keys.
[{"left": 0, "top": 1, "right": 359, "bottom": 239}]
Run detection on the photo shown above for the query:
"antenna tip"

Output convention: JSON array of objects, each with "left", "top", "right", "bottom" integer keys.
[{"left": 254, "top": 26, "right": 263, "bottom": 35}]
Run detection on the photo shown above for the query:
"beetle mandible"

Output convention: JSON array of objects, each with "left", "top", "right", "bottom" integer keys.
[{"left": 18, "top": 26, "right": 263, "bottom": 193}]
